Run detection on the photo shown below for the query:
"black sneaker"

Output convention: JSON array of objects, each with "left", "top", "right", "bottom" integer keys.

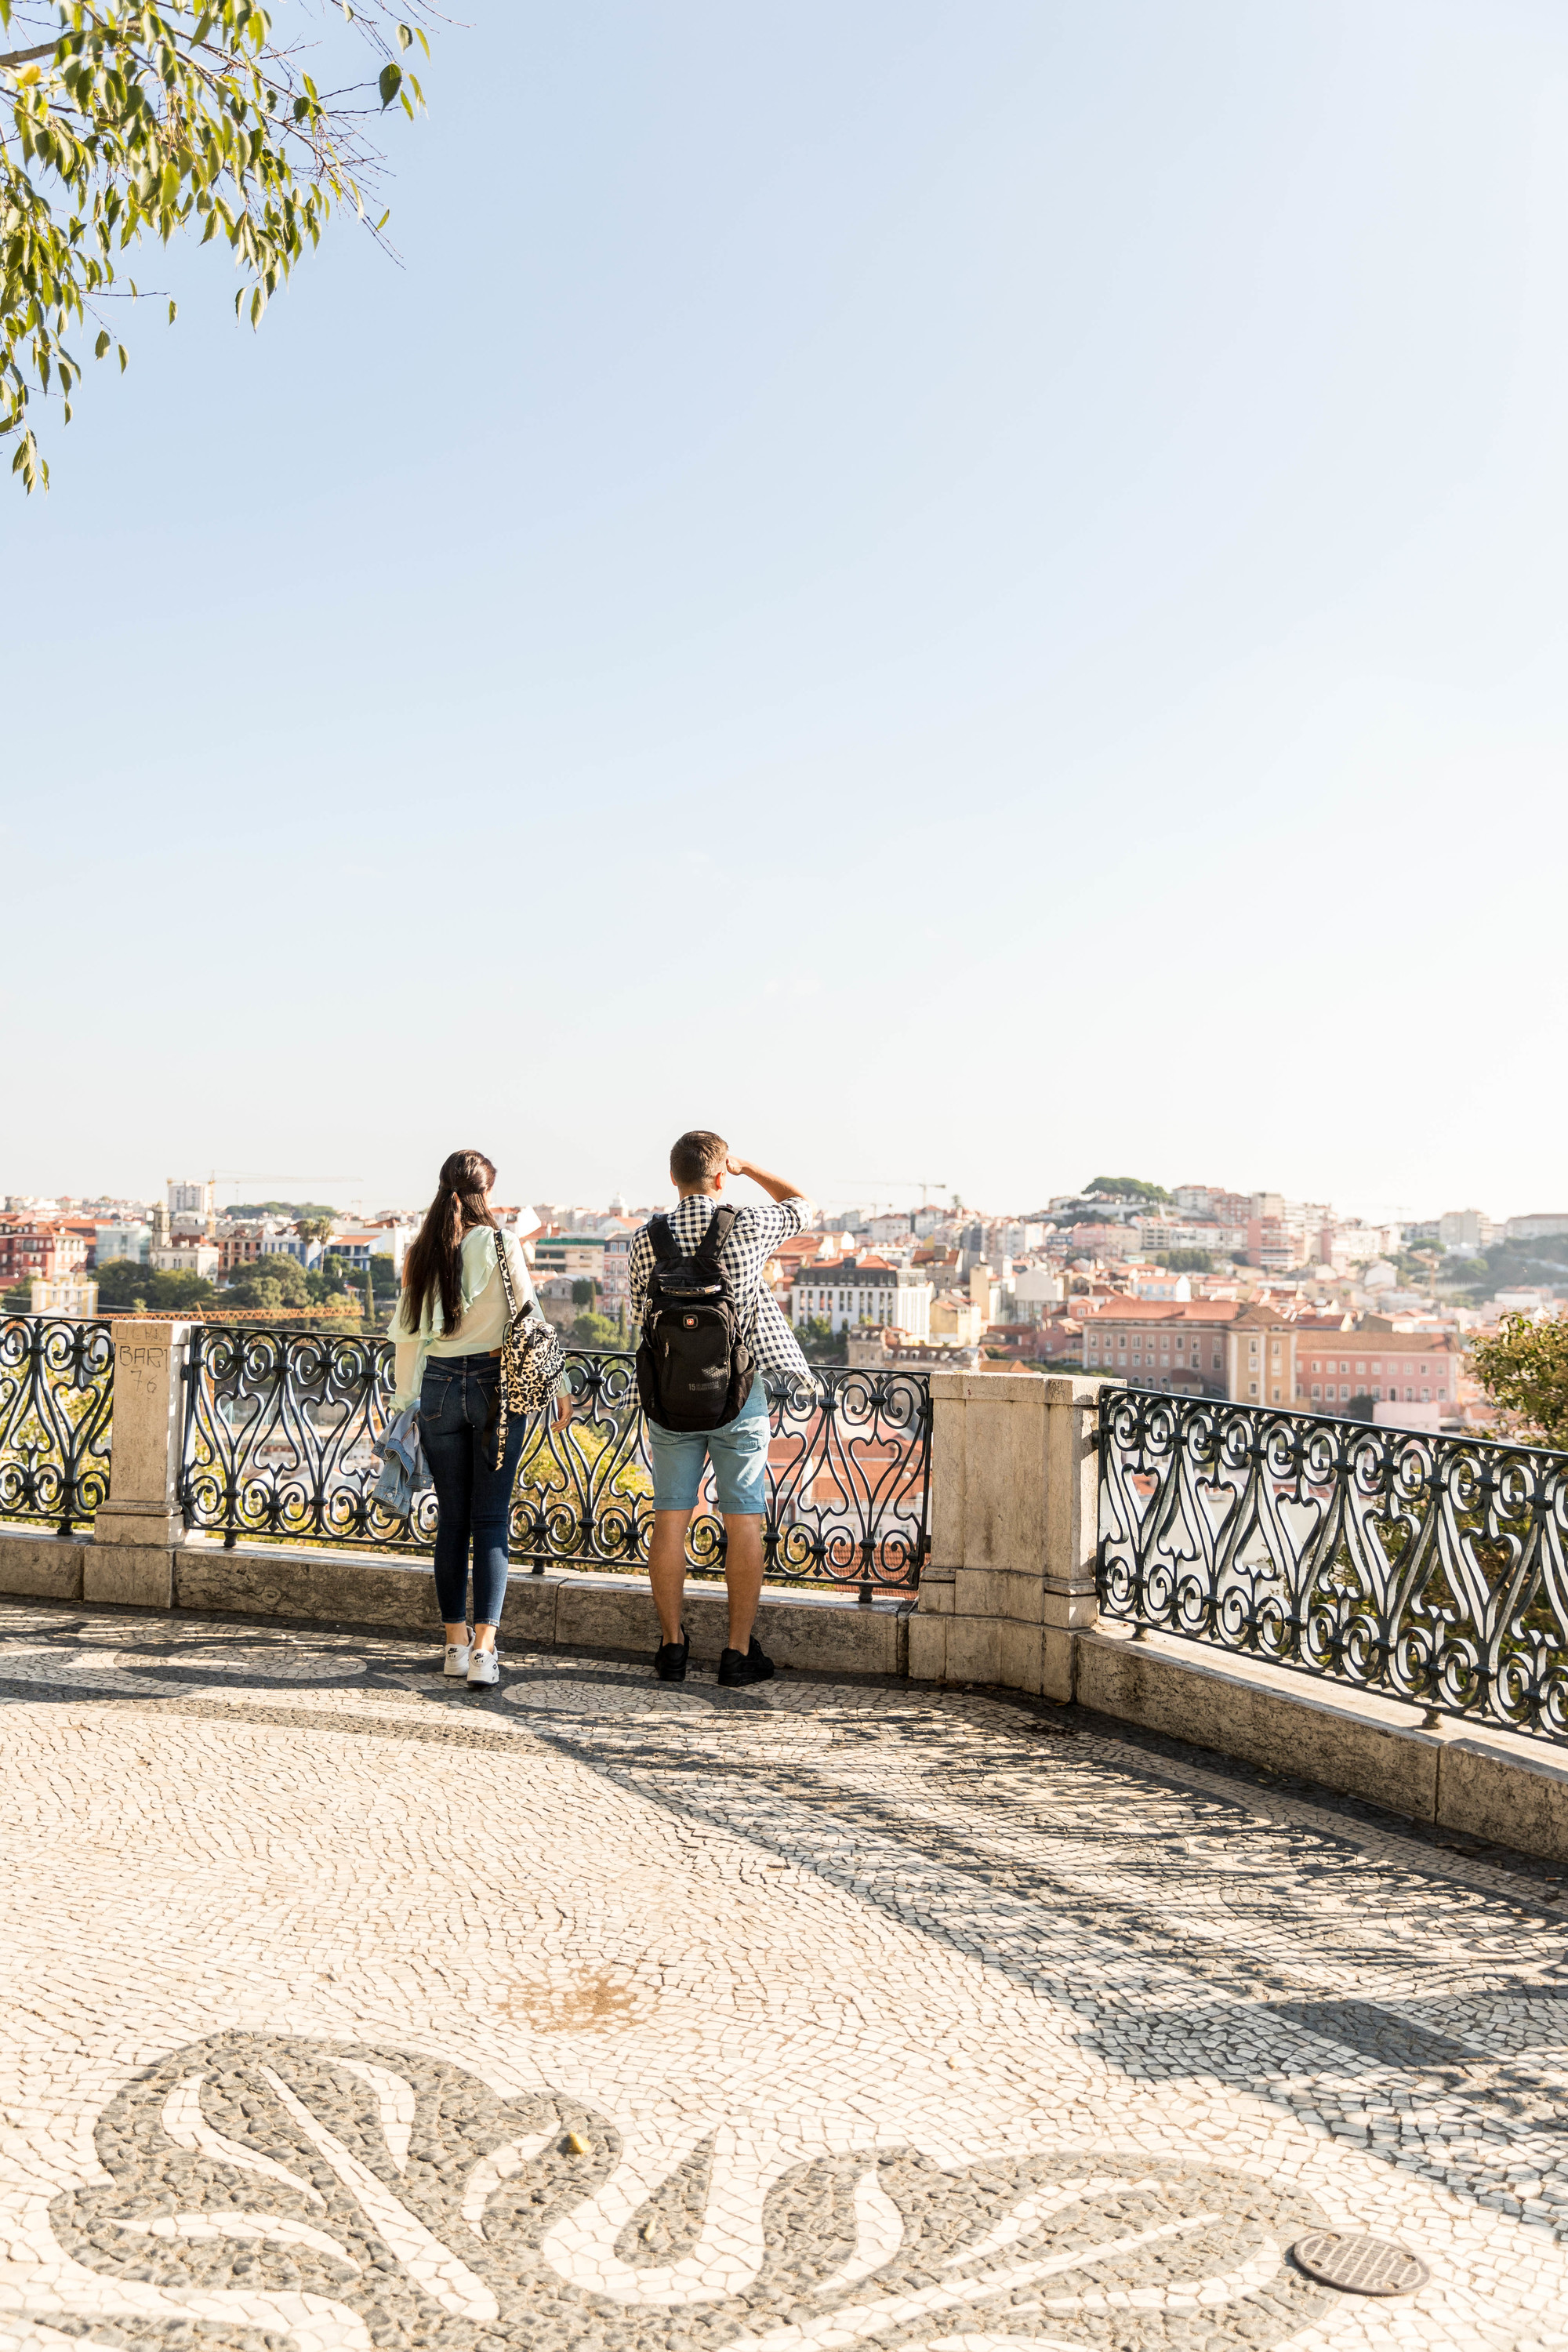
[
  {"left": 654, "top": 1628, "right": 688, "bottom": 1682},
  {"left": 717, "top": 1638, "right": 775, "bottom": 1689}
]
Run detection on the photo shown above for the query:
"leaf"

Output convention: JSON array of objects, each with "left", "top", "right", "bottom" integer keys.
[
  {"left": 118, "top": 343, "right": 128, "bottom": 371},
  {"left": 373, "top": 209, "right": 390, "bottom": 232},
  {"left": 377, "top": 60, "right": 401, "bottom": 109},
  {"left": 397, "top": 22, "right": 412, "bottom": 49},
  {"left": 167, "top": 299, "right": 177, "bottom": 325},
  {"left": 94, "top": 328, "right": 110, "bottom": 358}
]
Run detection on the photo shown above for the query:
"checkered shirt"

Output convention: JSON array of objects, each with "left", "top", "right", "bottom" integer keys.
[{"left": 628, "top": 1193, "right": 815, "bottom": 1385}]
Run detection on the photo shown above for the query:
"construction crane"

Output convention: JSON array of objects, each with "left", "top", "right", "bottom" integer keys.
[{"left": 830, "top": 1178, "right": 949, "bottom": 1208}]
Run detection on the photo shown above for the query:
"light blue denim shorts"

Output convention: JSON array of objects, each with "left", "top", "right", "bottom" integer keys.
[{"left": 648, "top": 1376, "right": 771, "bottom": 1516}]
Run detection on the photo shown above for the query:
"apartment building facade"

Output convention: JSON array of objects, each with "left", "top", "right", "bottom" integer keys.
[
  {"left": 790, "top": 1259, "right": 934, "bottom": 1339},
  {"left": 1080, "top": 1301, "right": 1243, "bottom": 1396},
  {"left": 1083, "top": 1299, "right": 1458, "bottom": 1415},
  {"left": 0, "top": 1221, "right": 90, "bottom": 1285},
  {"left": 1294, "top": 1323, "right": 1458, "bottom": 1413}
]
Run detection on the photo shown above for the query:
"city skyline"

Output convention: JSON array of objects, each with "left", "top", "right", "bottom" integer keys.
[{"left": 5, "top": 1162, "right": 1556, "bottom": 1234}]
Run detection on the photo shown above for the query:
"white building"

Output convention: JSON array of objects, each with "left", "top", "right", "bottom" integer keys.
[
  {"left": 167, "top": 1177, "right": 215, "bottom": 1222},
  {"left": 261, "top": 1231, "right": 323, "bottom": 1269},
  {"left": 1013, "top": 1266, "right": 1065, "bottom": 1317},
  {"left": 1505, "top": 1213, "right": 1568, "bottom": 1242},
  {"left": 151, "top": 1242, "right": 220, "bottom": 1279},
  {"left": 95, "top": 1221, "right": 151, "bottom": 1267},
  {"left": 31, "top": 1276, "right": 99, "bottom": 1317},
  {"left": 1138, "top": 1217, "right": 1247, "bottom": 1256},
  {"left": 325, "top": 1221, "right": 415, "bottom": 1276},
  {"left": 791, "top": 1262, "right": 933, "bottom": 1339},
  {"left": 601, "top": 1232, "right": 632, "bottom": 1313},
  {"left": 1439, "top": 1208, "right": 1498, "bottom": 1251},
  {"left": 1320, "top": 1222, "right": 1402, "bottom": 1265}
]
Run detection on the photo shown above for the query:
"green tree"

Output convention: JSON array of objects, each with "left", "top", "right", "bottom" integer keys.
[
  {"left": 794, "top": 1315, "right": 844, "bottom": 1365},
  {"left": 222, "top": 1254, "right": 309, "bottom": 1308},
  {"left": 93, "top": 1257, "right": 150, "bottom": 1308},
  {"left": 147, "top": 1269, "right": 218, "bottom": 1309},
  {"left": 1469, "top": 1313, "right": 1568, "bottom": 1448},
  {"left": 570, "top": 1276, "right": 597, "bottom": 1309},
  {"left": 1164, "top": 1249, "right": 1213, "bottom": 1272},
  {"left": 226, "top": 1200, "right": 339, "bottom": 1220},
  {"left": 1086, "top": 1175, "right": 1171, "bottom": 1203},
  {"left": 95, "top": 1259, "right": 213, "bottom": 1310},
  {"left": 218, "top": 1272, "right": 289, "bottom": 1312},
  {"left": 568, "top": 1311, "right": 622, "bottom": 1350},
  {"left": 94, "top": 1262, "right": 216, "bottom": 1310},
  {"left": 1, "top": 0, "right": 429, "bottom": 491}
]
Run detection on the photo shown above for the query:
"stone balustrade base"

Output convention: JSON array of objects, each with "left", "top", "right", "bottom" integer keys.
[
  {"left": 2, "top": 1523, "right": 1563, "bottom": 1863},
  {"left": 1076, "top": 1621, "right": 1568, "bottom": 1867},
  {"left": 0, "top": 1530, "right": 913, "bottom": 1677}
]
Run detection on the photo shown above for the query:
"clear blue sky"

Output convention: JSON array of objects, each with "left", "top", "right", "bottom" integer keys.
[{"left": 5, "top": 0, "right": 1566, "bottom": 1222}]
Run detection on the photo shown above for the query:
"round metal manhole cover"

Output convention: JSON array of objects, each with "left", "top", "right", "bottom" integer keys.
[{"left": 1290, "top": 2230, "right": 1430, "bottom": 2296}]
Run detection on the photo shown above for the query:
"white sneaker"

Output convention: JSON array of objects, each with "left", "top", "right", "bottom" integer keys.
[
  {"left": 443, "top": 1641, "right": 472, "bottom": 1679},
  {"left": 466, "top": 1646, "right": 499, "bottom": 1688}
]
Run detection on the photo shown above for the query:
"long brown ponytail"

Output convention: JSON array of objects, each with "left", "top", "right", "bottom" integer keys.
[{"left": 401, "top": 1150, "right": 498, "bottom": 1336}]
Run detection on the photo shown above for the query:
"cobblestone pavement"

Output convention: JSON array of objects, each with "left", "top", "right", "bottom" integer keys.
[{"left": 0, "top": 1601, "right": 1564, "bottom": 2352}]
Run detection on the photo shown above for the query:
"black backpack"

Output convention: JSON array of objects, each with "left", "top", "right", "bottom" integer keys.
[{"left": 634, "top": 1207, "right": 756, "bottom": 1432}]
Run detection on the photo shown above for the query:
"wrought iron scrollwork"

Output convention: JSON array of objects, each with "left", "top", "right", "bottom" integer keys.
[
  {"left": 181, "top": 1331, "right": 930, "bottom": 1591},
  {"left": 180, "top": 1324, "right": 421, "bottom": 1551},
  {"left": 1098, "top": 1387, "right": 1568, "bottom": 1742},
  {"left": 0, "top": 1314, "right": 114, "bottom": 1534}
]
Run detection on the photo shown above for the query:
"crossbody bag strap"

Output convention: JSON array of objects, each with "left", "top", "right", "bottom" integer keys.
[
  {"left": 493, "top": 1226, "right": 521, "bottom": 1319},
  {"left": 491, "top": 1229, "right": 518, "bottom": 1471}
]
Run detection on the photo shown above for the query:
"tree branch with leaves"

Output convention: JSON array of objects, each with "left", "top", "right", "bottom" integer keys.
[
  {"left": 1469, "top": 1311, "right": 1568, "bottom": 1450},
  {"left": 1, "top": 0, "right": 430, "bottom": 490}
]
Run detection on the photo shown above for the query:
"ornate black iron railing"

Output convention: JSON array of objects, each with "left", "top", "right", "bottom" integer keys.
[
  {"left": 1098, "top": 1387, "right": 1568, "bottom": 1743},
  {"left": 0, "top": 1315, "right": 114, "bottom": 1534},
  {"left": 180, "top": 1327, "right": 929, "bottom": 1591}
]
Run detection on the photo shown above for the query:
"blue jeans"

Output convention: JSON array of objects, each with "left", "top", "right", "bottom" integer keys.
[{"left": 420, "top": 1353, "right": 527, "bottom": 1628}]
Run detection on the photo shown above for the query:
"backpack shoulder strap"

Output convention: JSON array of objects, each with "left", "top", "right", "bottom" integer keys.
[
  {"left": 648, "top": 1213, "right": 684, "bottom": 1272},
  {"left": 691, "top": 1203, "right": 739, "bottom": 1279}
]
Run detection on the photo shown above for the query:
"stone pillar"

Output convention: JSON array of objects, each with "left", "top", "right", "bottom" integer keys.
[
  {"left": 87, "top": 1319, "right": 192, "bottom": 1606},
  {"left": 911, "top": 1368, "right": 1105, "bottom": 1701},
  {"left": 1040, "top": 1374, "right": 1105, "bottom": 1694}
]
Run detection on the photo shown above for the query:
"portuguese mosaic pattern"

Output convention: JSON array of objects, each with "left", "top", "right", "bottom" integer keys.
[{"left": 0, "top": 1601, "right": 1563, "bottom": 2352}]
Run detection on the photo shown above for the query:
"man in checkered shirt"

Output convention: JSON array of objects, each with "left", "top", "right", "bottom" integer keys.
[{"left": 629, "top": 1130, "right": 816, "bottom": 1690}]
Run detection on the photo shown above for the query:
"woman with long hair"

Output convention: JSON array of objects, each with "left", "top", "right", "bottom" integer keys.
[{"left": 389, "top": 1150, "right": 570, "bottom": 1687}]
